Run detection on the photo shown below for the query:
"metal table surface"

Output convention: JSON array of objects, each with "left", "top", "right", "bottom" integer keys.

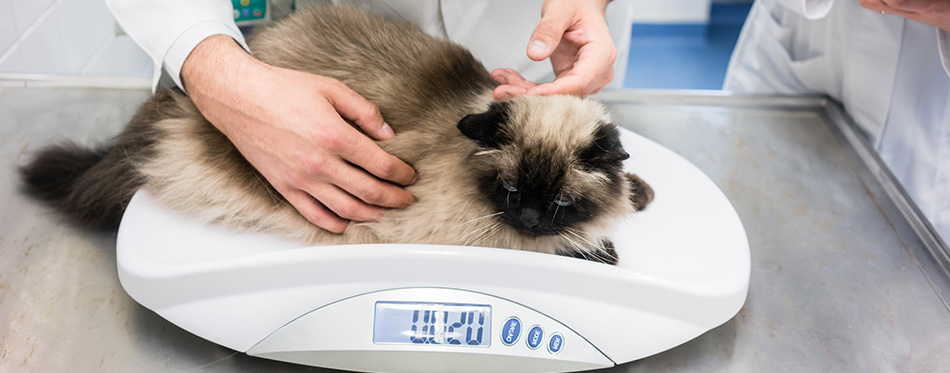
[{"left": 2, "top": 87, "right": 949, "bottom": 372}]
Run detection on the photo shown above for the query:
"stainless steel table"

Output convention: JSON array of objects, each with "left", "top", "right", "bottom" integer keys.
[{"left": 2, "top": 87, "right": 949, "bottom": 372}]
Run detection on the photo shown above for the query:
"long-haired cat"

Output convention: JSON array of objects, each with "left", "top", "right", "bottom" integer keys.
[{"left": 20, "top": 5, "right": 653, "bottom": 264}]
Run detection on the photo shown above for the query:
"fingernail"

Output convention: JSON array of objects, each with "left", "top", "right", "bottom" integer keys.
[
  {"left": 380, "top": 122, "right": 394, "bottom": 139},
  {"left": 398, "top": 194, "right": 416, "bottom": 209},
  {"left": 498, "top": 93, "right": 512, "bottom": 100},
  {"left": 409, "top": 174, "right": 419, "bottom": 186},
  {"left": 529, "top": 40, "right": 548, "bottom": 55},
  {"left": 494, "top": 75, "right": 508, "bottom": 84}
]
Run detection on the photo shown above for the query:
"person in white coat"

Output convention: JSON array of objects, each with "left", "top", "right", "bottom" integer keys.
[
  {"left": 725, "top": 0, "right": 950, "bottom": 241},
  {"left": 105, "top": 0, "right": 632, "bottom": 233}
]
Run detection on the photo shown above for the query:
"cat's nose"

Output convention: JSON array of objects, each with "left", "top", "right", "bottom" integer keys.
[{"left": 520, "top": 207, "right": 541, "bottom": 228}]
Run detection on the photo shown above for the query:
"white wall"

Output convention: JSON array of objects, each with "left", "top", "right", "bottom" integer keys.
[
  {"left": 0, "top": 0, "right": 151, "bottom": 78},
  {"left": 631, "top": 0, "right": 712, "bottom": 24}
]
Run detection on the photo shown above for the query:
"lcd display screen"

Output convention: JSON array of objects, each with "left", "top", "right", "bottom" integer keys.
[{"left": 373, "top": 302, "right": 491, "bottom": 347}]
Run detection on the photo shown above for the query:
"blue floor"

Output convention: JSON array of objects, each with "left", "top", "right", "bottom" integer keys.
[{"left": 623, "top": 3, "right": 753, "bottom": 90}]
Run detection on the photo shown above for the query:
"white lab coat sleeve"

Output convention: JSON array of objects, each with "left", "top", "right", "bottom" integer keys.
[
  {"left": 772, "top": 0, "right": 834, "bottom": 20},
  {"left": 939, "top": 29, "right": 950, "bottom": 78},
  {"left": 104, "top": 0, "right": 250, "bottom": 91}
]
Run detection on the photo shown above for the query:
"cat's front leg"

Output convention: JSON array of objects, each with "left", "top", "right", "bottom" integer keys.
[{"left": 625, "top": 173, "right": 654, "bottom": 211}]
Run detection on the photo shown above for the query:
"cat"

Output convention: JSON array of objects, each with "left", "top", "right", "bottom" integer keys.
[{"left": 19, "top": 5, "right": 653, "bottom": 264}]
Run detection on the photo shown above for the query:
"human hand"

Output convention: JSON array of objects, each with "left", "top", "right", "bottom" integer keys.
[
  {"left": 182, "top": 35, "right": 417, "bottom": 234},
  {"left": 860, "top": 0, "right": 950, "bottom": 31},
  {"left": 493, "top": 0, "right": 616, "bottom": 100}
]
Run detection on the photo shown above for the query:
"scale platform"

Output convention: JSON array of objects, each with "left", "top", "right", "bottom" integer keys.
[{"left": 116, "top": 129, "right": 750, "bottom": 373}]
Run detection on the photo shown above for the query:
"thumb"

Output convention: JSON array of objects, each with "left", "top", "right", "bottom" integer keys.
[{"left": 527, "top": 12, "right": 572, "bottom": 61}]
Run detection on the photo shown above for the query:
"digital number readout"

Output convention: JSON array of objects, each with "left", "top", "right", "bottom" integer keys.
[{"left": 373, "top": 302, "right": 491, "bottom": 347}]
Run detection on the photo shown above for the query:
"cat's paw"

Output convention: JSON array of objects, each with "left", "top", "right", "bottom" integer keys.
[{"left": 624, "top": 173, "right": 654, "bottom": 211}]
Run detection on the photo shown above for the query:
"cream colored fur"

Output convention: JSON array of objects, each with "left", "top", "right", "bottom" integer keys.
[{"left": 134, "top": 6, "right": 637, "bottom": 257}]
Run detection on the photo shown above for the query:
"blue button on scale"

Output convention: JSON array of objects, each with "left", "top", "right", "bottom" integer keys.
[
  {"left": 526, "top": 325, "right": 544, "bottom": 350},
  {"left": 500, "top": 317, "right": 521, "bottom": 346},
  {"left": 548, "top": 333, "right": 564, "bottom": 355}
]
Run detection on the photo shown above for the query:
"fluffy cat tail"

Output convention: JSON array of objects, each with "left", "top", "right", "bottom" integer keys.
[{"left": 20, "top": 141, "right": 143, "bottom": 229}]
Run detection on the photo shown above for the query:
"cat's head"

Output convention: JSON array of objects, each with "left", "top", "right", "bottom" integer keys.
[{"left": 457, "top": 95, "right": 633, "bottom": 238}]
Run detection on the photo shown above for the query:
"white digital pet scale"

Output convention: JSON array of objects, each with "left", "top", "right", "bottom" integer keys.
[{"left": 116, "top": 129, "right": 750, "bottom": 373}]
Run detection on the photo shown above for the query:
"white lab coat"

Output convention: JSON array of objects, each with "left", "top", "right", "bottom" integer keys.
[
  {"left": 104, "top": 0, "right": 634, "bottom": 93},
  {"left": 725, "top": 0, "right": 950, "bottom": 241}
]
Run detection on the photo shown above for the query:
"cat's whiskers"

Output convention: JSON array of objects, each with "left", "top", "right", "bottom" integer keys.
[
  {"left": 558, "top": 232, "right": 583, "bottom": 253},
  {"left": 459, "top": 223, "right": 489, "bottom": 243},
  {"left": 465, "top": 222, "right": 501, "bottom": 247},
  {"left": 470, "top": 223, "right": 501, "bottom": 247},
  {"left": 474, "top": 149, "right": 501, "bottom": 156},
  {"left": 565, "top": 228, "right": 605, "bottom": 253},
  {"left": 563, "top": 228, "right": 612, "bottom": 264},
  {"left": 453, "top": 212, "right": 502, "bottom": 245},
  {"left": 458, "top": 216, "right": 502, "bottom": 243},
  {"left": 452, "top": 211, "right": 503, "bottom": 229},
  {"left": 565, "top": 227, "right": 590, "bottom": 235},
  {"left": 559, "top": 232, "right": 597, "bottom": 262}
]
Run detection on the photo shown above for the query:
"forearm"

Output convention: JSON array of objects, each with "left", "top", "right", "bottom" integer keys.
[{"left": 182, "top": 35, "right": 257, "bottom": 132}]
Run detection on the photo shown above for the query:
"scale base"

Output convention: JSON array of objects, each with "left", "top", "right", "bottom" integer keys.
[{"left": 117, "top": 129, "right": 750, "bottom": 372}]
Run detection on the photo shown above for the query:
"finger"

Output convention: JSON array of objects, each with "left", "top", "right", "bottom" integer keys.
[
  {"left": 283, "top": 188, "right": 349, "bottom": 234},
  {"left": 324, "top": 79, "right": 394, "bottom": 140},
  {"left": 859, "top": 0, "right": 886, "bottom": 11},
  {"left": 527, "top": 9, "right": 573, "bottom": 61},
  {"left": 494, "top": 85, "right": 529, "bottom": 100},
  {"left": 527, "top": 75, "right": 589, "bottom": 97},
  {"left": 533, "top": 44, "right": 615, "bottom": 96},
  {"left": 858, "top": 0, "right": 901, "bottom": 15},
  {"left": 338, "top": 133, "right": 418, "bottom": 186},
  {"left": 490, "top": 68, "right": 512, "bottom": 84},
  {"left": 491, "top": 68, "right": 539, "bottom": 90},
  {"left": 331, "top": 162, "right": 416, "bottom": 208},
  {"left": 304, "top": 182, "right": 387, "bottom": 222},
  {"left": 526, "top": 67, "right": 611, "bottom": 97}
]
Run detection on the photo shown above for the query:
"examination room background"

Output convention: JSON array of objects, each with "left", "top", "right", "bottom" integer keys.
[
  {"left": 0, "top": 0, "right": 753, "bottom": 90},
  {"left": 7, "top": 1, "right": 950, "bottom": 372}
]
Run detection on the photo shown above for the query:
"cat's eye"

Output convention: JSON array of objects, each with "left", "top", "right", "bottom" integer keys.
[
  {"left": 554, "top": 199, "right": 572, "bottom": 207},
  {"left": 500, "top": 178, "right": 518, "bottom": 192}
]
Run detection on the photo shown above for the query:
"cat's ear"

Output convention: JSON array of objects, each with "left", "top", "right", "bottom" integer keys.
[
  {"left": 580, "top": 123, "right": 630, "bottom": 166},
  {"left": 457, "top": 101, "right": 511, "bottom": 148}
]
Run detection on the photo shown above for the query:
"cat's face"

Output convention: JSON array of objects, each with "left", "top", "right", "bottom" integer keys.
[{"left": 458, "top": 96, "right": 631, "bottom": 237}]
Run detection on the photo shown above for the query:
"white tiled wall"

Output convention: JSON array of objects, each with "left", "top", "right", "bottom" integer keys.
[
  {"left": 10, "top": 0, "right": 56, "bottom": 34},
  {"left": 0, "top": 0, "right": 152, "bottom": 78},
  {"left": 0, "top": 2, "right": 21, "bottom": 53},
  {"left": 58, "top": 0, "right": 114, "bottom": 72}
]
